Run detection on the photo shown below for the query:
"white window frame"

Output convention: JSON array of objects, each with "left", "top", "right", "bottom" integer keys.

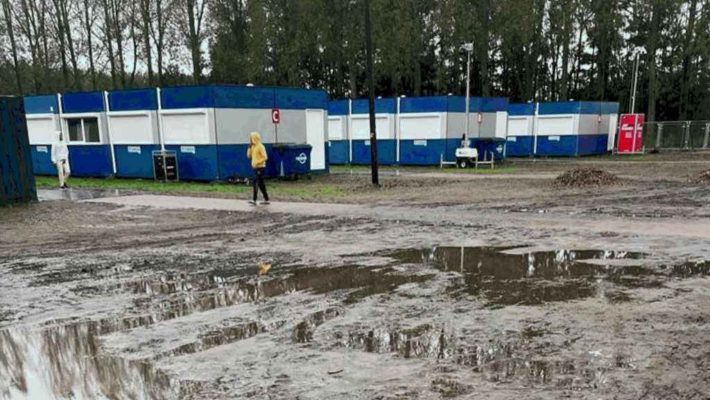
[{"left": 62, "top": 113, "right": 103, "bottom": 145}]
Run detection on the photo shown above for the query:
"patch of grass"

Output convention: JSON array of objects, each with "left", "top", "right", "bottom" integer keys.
[
  {"left": 35, "top": 175, "right": 347, "bottom": 200},
  {"left": 330, "top": 164, "right": 517, "bottom": 174}
]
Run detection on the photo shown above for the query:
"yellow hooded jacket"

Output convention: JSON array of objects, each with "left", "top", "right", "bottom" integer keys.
[{"left": 247, "top": 132, "right": 268, "bottom": 169}]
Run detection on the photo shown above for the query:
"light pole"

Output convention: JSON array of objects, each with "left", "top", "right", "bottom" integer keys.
[
  {"left": 630, "top": 52, "right": 640, "bottom": 113},
  {"left": 461, "top": 43, "right": 474, "bottom": 146}
]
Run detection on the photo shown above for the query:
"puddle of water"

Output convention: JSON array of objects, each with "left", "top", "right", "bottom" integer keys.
[
  {"left": 387, "top": 247, "right": 704, "bottom": 306},
  {"left": 37, "top": 188, "right": 128, "bottom": 202},
  {"left": 1, "top": 262, "right": 428, "bottom": 398}
]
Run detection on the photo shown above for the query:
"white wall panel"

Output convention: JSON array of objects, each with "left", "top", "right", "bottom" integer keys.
[
  {"left": 399, "top": 113, "right": 444, "bottom": 140},
  {"left": 328, "top": 116, "right": 345, "bottom": 140},
  {"left": 26, "top": 115, "right": 57, "bottom": 144},
  {"left": 350, "top": 114, "right": 393, "bottom": 139},
  {"left": 537, "top": 115, "right": 577, "bottom": 136},
  {"left": 109, "top": 113, "right": 155, "bottom": 144},
  {"left": 162, "top": 110, "right": 211, "bottom": 144},
  {"left": 306, "top": 109, "right": 326, "bottom": 170},
  {"left": 508, "top": 116, "right": 533, "bottom": 136}
]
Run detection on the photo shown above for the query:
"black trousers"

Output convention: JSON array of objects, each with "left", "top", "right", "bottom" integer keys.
[{"left": 252, "top": 168, "right": 269, "bottom": 201}]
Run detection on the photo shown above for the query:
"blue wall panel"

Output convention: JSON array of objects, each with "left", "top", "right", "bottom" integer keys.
[
  {"left": 535, "top": 136, "right": 578, "bottom": 156},
  {"left": 505, "top": 136, "right": 534, "bottom": 157},
  {"left": 31, "top": 145, "right": 55, "bottom": 175},
  {"left": 161, "top": 86, "right": 213, "bottom": 109},
  {"left": 24, "top": 95, "right": 59, "bottom": 114},
  {"left": 165, "top": 144, "right": 219, "bottom": 181},
  {"left": 399, "top": 139, "right": 447, "bottom": 165},
  {"left": 328, "top": 101, "right": 348, "bottom": 116},
  {"left": 351, "top": 98, "right": 396, "bottom": 114},
  {"left": 218, "top": 144, "right": 281, "bottom": 179},
  {"left": 507, "top": 103, "right": 535, "bottom": 116},
  {"left": 577, "top": 134, "right": 609, "bottom": 156},
  {"left": 400, "top": 97, "right": 449, "bottom": 113},
  {"left": 213, "top": 86, "right": 274, "bottom": 109},
  {"left": 114, "top": 145, "right": 160, "bottom": 178},
  {"left": 62, "top": 92, "right": 105, "bottom": 113},
  {"left": 328, "top": 140, "right": 349, "bottom": 164},
  {"left": 275, "top": 88, "right": 327, "bottom": 109},
  {"left": 67, "top": 145, "right": 113, "bottom": 177},
  {"left": 109, "top": 89, "right": 158, "bottom": 111},
  {"left": 351, "top": 139, "right": 396, "bottom": 165}
]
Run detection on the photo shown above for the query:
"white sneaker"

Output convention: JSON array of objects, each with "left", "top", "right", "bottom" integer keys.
[{"left": 248, "top": 200, "right": 257, "bottom": 205}]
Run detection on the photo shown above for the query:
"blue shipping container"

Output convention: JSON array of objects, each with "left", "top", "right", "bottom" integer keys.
[{"left": 1, "top": 97, "right": 37, "bottom": 205}]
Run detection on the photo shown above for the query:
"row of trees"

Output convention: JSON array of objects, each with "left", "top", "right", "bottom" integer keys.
[{"left": 1, "top": 0, "right": 708, "bottom": 121}]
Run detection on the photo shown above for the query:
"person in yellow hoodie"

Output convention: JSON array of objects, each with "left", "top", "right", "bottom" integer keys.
[{"left": 247, "top": 131, "right": 270, "bottom": 205}]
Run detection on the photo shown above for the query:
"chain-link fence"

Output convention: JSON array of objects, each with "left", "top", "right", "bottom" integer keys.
[{"left": 643, "top": 121, "right": 710, "bottom": 151}]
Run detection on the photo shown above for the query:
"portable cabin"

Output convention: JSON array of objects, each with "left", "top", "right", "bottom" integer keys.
[
  {"left": 154, "top": 85, "right": 328, "bottom": 180},
  {"left": 504, "top": 103, "right": 535, "bottom": 157},
  {"left": 327, "top": 95, "right": 508, "bottom": 166},
  {"left": 24, "top": 95, "right": 61, "bottom": 175},
  {"left": 107, "top": 88, "right": 160, "bottom": 178},
  {"left": 25, "top": 92, "right": 113, "bottom": 177},
  {"left": 26, "top": 85, "right": 328, "bottom": 181},
  {"left": 533, "top": 101, "right": 619, "bottom": 157},
  {"left": 1, "top": 96, "right": 36, "bottom": 205},
  {"left": 327, "top": 100, "right": 349, "bottom": 164},
  {"left": 349, "top": 98, "right": 396, "bottom": 165}
]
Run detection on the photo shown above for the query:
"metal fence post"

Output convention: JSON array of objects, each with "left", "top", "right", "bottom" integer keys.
[
  {"left": 655, "top": 123, "right": 663, "bottom": 149},
  {"left": 703, "top": 123, "right": 710, "bottom": 149},
  {"left": 683, "top": 121, "right": 691, "bottom": 149}
]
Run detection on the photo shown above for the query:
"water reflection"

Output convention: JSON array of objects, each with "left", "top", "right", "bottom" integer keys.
[{"left": 385, "top": 247, "right": 702, "bottom": 306}]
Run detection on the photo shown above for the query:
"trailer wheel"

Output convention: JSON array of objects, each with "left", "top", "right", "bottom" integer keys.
[{"left": 457, "top": 158, "right": 470, "bottom": 168}]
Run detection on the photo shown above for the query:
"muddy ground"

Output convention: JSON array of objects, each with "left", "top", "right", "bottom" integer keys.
[{"left": 1, "top": 153, "right": 710, "bottom": 399}]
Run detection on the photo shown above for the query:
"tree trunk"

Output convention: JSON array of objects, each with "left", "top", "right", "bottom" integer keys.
[
  {"left": 84, "top": 0, "right": 97, "bottom": 90},
  {"left": 140, "top": 0, "right": 153, "bottom": 86},
  {"left": 1, "top": 0, "right": 24, "bottom": 93},
  {"left": 646, "top": 1, "right": 662, "bottom": 122},
  {"left": 559, "top": 0, "right": 572, "bottom": 100},
  {"left": 679, "top": 0, "right": 698, "bottom": 120},
  {"left": 102, "top": 0, "right": 118, "bottom": 88},
  {"left": 61, "top": 0, "right": 80, "bottom": 89},
  {"left": 52, "top": 0, "right": 71, "bottom": 89}
]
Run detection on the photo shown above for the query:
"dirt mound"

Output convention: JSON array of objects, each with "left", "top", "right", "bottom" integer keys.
[
  {"left": 689, "top": 170, "right": 710, "bottom": 184},
  {"left": 554, "top": 168, "right": 620, "bottom": 188}
]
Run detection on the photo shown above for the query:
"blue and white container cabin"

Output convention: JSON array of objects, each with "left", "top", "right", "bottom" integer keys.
[
  {"left": 327, "top": 100, "right": 349, "bottom": 164},
  {"left": 398, "top": 95, "right": 509, "bottom": 164},
  {"left": 349, "top": 98, "right": 396, "bottom": 165},
  {"left": 504, "top": 103, "right": 535, "bottom": 157},
  {"left": 25, "top": 92, "right": 114, "bottom": 177},
  {"left": 533, "top": 101, "right": 619, "bottom": 157},
  {"left": 26, "top": 85, "right": 328, "bottom": 181},
  {"left": 154, "top": 85, "right": 328, "bottom": 180},
  {"left": 326, "top": 95, "right": 509, "bottom": 166},
  {"left": 107, "top": 88, "right": 161, "bottom": 179}
]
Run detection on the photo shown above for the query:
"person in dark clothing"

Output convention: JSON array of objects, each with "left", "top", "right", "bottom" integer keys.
[{"left": 247, "top": 131, "right": 270, "bottom": 205}]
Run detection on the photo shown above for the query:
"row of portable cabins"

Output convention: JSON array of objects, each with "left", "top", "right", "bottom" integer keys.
[
  {"left": 24, "top": 85, "right": 328, "bottom": 180},
  {"left": 328, "top": 98, "right": 619, "bottom": 164},
  {"left": 327, "top": 96, "right": 510, "bottom": 165},
  {"left": 506, "top": 101, "right": 619, "bottom": 157}
]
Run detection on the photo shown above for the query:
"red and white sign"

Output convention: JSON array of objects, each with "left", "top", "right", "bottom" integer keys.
[
  {"left": 271, "top": 108, "right": 280, "bottom": 124},
  {"left": 617, "top": 113, "right": 644, "bottom": 154}
]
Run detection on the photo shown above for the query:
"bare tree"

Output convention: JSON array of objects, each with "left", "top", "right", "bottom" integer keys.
[
  {"left": 1, "top": 0, "right": 23, "bottom": 93},
  {"left": 83, "top": 0, "right": 98, "bottom": 90},
  {"left": 139, "top": 0, "right": 153, "bottom": 85},
  {"left": 182, "top": 0, "right": 208, "bottom": 83}
]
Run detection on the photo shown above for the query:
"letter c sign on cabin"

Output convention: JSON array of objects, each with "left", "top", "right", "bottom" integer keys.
[{"left": 272, "top": 109, "right": 280, "bottom": 124}]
